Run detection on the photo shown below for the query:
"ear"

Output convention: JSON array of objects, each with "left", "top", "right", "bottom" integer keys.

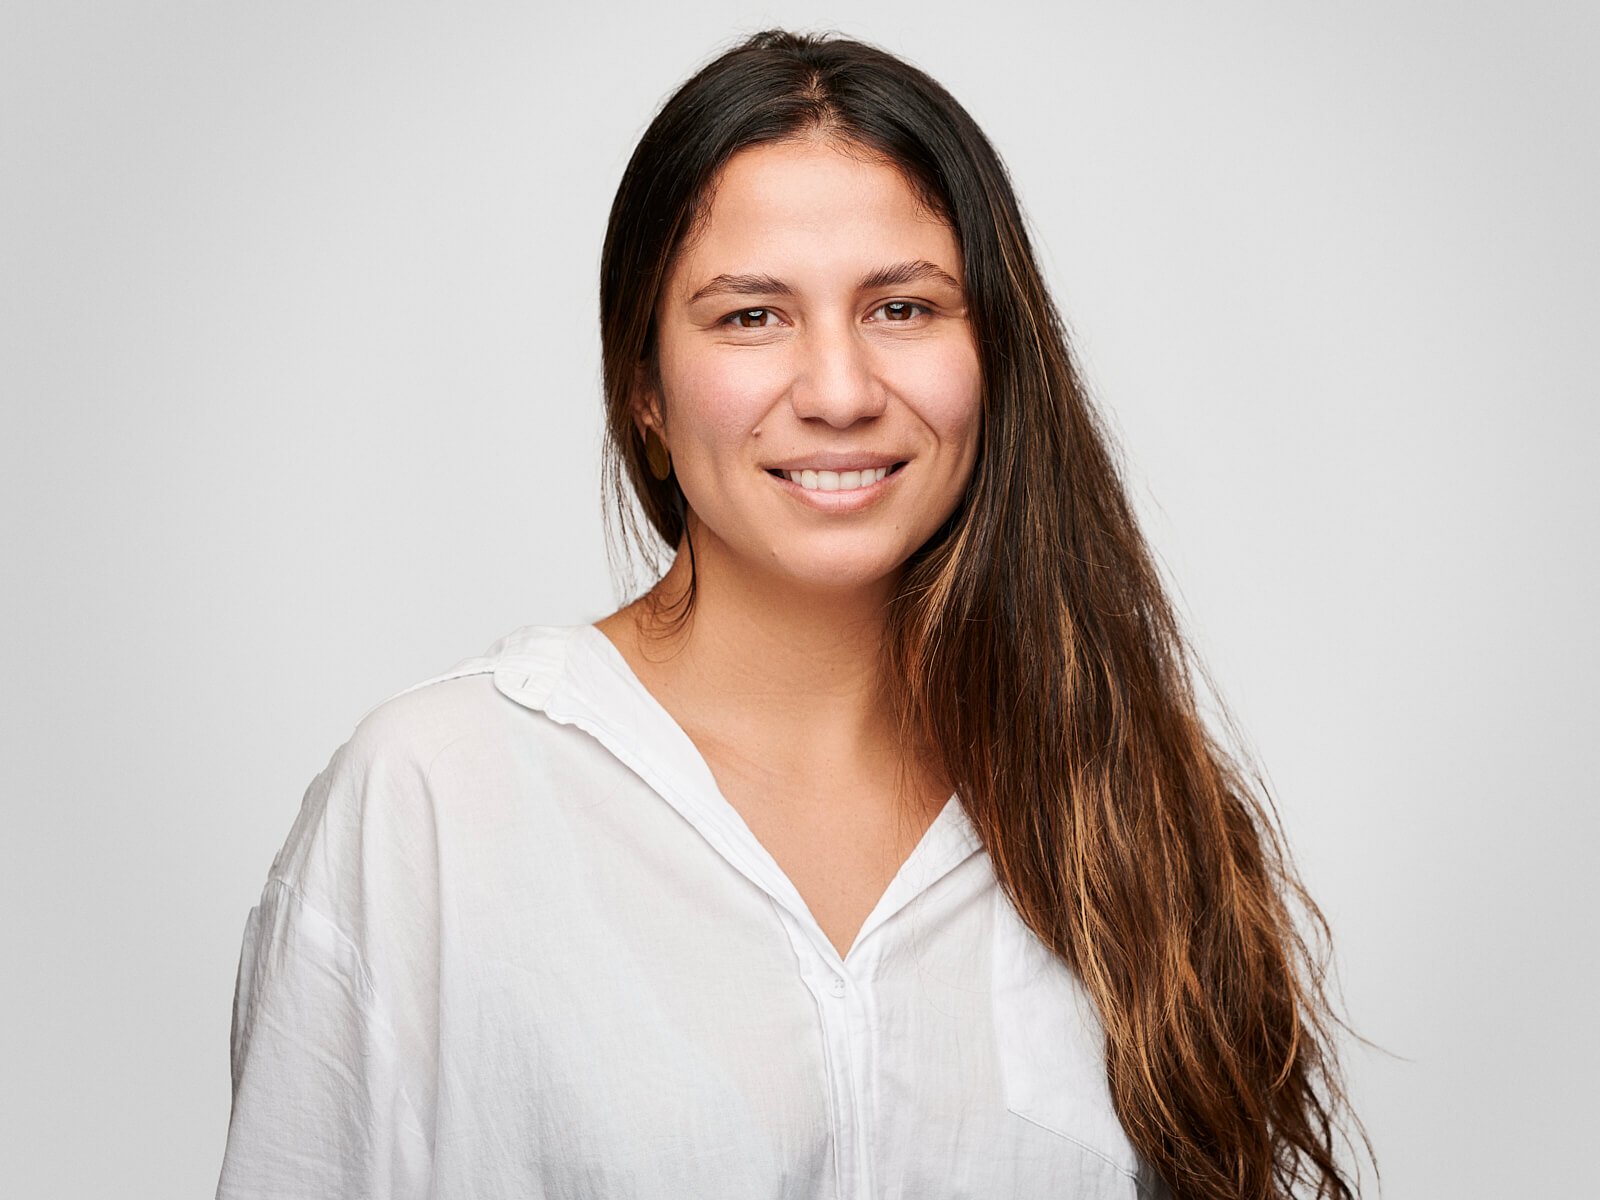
[{"left": 629, "top": 360, "right": 664, "bottom": 440}]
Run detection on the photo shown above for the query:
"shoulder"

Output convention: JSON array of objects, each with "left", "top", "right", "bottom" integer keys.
[
  {"left": 348, "top": 622, "right": 581, "bottom": 760},
  {"left": 327, "top": 619, "right": 591, "bottom": 780},
  {"left": 267, "top": 622, "right": 585, "bottom": 891}
]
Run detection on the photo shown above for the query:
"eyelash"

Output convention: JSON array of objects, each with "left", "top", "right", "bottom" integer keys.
[{"left": 722, "top": 301, "right": 931, "bottom": 330}]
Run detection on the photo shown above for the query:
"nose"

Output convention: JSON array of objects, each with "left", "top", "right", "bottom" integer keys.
[{"left": 788, "top": 321, "right": 888, "bottom": 428}]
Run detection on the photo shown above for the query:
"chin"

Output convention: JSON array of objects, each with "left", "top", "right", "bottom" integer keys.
[{"left": 762, "top": 543, "right": 911, "bottom": 595}]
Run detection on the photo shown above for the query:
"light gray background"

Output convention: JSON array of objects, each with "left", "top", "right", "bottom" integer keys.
[{"left": 3, "top": 2, "right": 1595, "bottom": 1196}]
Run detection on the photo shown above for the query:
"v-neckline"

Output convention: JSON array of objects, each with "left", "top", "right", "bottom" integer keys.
[{"left": 531, "top": 623, "right": 981, "bottom": 967}]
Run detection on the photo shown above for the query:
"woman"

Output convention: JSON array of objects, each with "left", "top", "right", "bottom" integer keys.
[{"left": 217, "top": 29, "right": 1364, "bottom": 1200}]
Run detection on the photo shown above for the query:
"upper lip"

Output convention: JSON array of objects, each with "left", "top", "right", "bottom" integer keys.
[{"left": 763, "top": 453, "right": 907, "bottom": 471}]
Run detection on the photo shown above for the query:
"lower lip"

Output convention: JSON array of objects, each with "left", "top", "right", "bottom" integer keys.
[{"left": 766, "top": 465, "right": 906, "bottom": 513}]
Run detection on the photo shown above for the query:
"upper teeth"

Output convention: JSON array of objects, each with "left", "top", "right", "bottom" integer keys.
[{"left": 784, "top": 466, "right": 890, "bottom": 492}]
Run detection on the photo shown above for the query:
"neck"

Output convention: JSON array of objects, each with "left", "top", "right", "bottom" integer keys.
[{"left": 601, "top": 527, "right": 905, "bottom": 770}]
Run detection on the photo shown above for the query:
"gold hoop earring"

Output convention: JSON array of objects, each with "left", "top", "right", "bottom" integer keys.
[{"left": 643, "top": 427, "right": 672, "bottom": 481}]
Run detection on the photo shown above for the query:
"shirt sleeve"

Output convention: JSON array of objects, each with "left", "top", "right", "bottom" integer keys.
[{"left": 214, "top": 876, "right": 432, "bottom": 1200}]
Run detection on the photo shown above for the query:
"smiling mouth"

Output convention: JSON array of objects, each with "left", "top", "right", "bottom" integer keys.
[{"left": 764, "top": 463, "right": 907, "bottom": 492}]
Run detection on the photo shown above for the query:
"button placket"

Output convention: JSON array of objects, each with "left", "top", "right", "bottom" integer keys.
[
  {"left": 839, "top": 945, "right": 881, "bottom": 1200},
  {"left": 820, "top": 935, "right": 886, "bottom": 1200},
  {"left": 815, "top": 957, "right": 862, "bottom": 1198}
]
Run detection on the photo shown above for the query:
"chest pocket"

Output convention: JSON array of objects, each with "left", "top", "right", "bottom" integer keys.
[{"left": 989, "top": 890, "right": 1167, "bottom": 1199}]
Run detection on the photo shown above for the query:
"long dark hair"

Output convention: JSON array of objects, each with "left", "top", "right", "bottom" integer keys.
[{"left": 599, "top": 29, "right": 1368, "bottom": 1200}]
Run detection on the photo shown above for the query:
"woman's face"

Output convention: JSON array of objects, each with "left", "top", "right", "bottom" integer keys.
[{"left": 641, "top": 137, "right": 983, "bottom": 597}]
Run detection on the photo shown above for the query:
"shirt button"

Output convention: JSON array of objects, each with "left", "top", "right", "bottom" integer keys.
[{"left": 829, "top": 974, "right": 846, "bottom": 997}]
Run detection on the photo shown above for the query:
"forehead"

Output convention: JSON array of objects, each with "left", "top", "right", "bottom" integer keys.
[{"left": 667, "top": 138, "right": 958, "bottom": 293}]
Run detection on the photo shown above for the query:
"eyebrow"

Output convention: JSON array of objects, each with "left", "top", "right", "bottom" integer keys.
[{"left": 685, "top": 259, "right": 964, "bottom": 305}]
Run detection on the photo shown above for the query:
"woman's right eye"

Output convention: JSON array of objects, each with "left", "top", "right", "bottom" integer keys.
[{"left": 726, "top": 307, "right": 777, "bottom": 329}]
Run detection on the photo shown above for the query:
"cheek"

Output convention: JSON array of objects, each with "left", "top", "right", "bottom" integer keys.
[
  {"left": 888, "top": 342, "right": 983, "bottom": 445},
  {"left": 663, "top": 352, "right": 786, "bottom": 448}
]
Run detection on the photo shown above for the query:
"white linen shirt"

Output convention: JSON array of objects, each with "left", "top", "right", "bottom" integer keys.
[{"left": 216, "top": 622, "right": 1167, "bottom": 1200}]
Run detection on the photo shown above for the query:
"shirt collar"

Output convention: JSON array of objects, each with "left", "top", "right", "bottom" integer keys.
[{"left": 480, "top": 622, "right": 985, "bottom": 964}]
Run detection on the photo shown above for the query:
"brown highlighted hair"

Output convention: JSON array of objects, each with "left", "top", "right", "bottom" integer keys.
[{"left": 600, "top": 28, "right": 1370, "bottom": 1200}]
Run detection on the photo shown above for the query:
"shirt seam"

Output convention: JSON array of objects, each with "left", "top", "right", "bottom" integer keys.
[{"left": 1006, "top": 1106, "right": 1145, "bottom": 1188}]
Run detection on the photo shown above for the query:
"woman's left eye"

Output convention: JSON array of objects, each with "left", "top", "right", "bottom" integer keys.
[{"left": 873, "top": 301, "right": 930, "bottom": 322}]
